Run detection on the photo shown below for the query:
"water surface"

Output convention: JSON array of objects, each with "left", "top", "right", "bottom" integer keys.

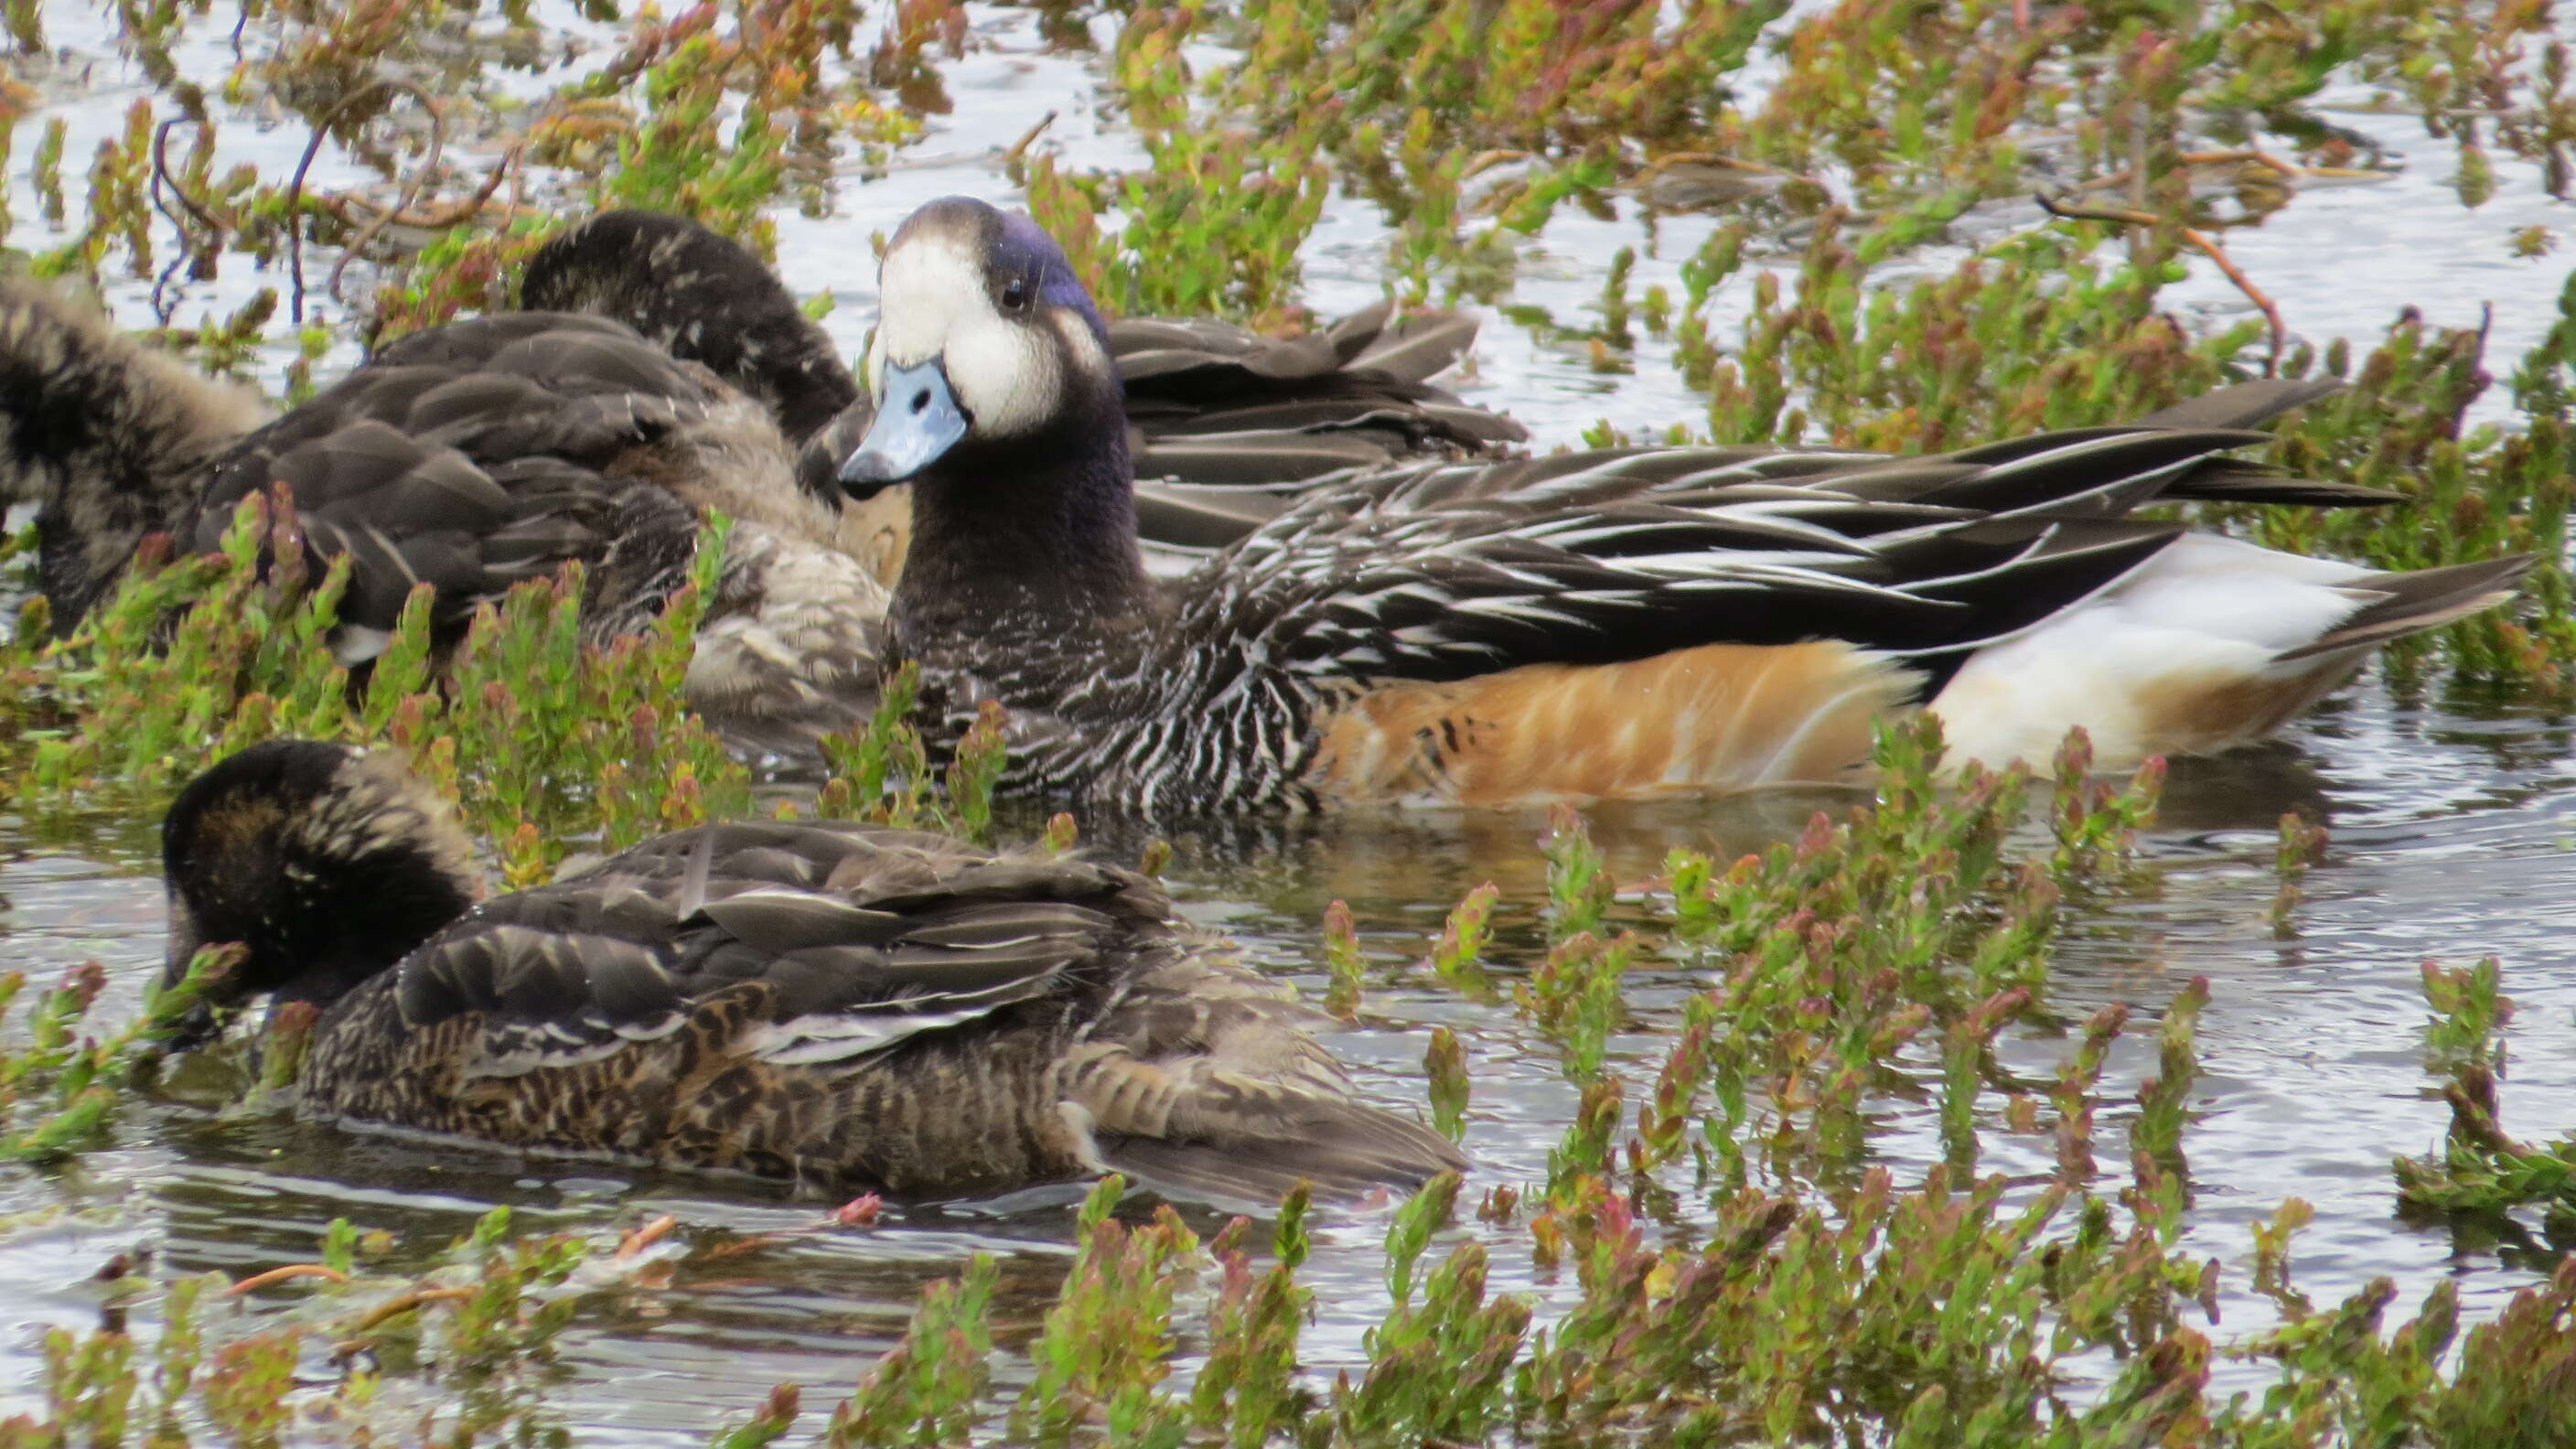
[{"left": 5, "top": 1, "right": 2576, "bottom": 1437}]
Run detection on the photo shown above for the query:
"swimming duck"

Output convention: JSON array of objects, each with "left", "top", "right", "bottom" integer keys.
[
  {"left": 521, "top": 209, "right": 1524, "bottom": 577},
  {"left": 832, "top": 196, "right": 2533, "bottom": 814},
  {"left": 0, "top": 274, "right": 886, "bottom": 749},
  {"left": 0, "top": 215, "right": 1513, "bottom": 750},
  {"left": 160, "top": 738, "right": 1465, "bottom": 1202}
]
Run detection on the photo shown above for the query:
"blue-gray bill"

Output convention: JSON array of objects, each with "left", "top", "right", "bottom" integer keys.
[{"left": 839, "top": 358, "right": 970, "bottom": 498}]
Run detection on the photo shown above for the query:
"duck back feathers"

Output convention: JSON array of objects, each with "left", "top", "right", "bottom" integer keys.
[
  {"left": 164, "top": 744, "right": 1464, "bottom": 1200},
  {"left": 0, "top": 279, "right": 886, "bottom": 746},
  {"left": 188, "top": 315, "right": 714, "bottom": 639},
  {"left": 520, "top": 209, "right": 860, "bottom": 452},
  {"left": 1100, "top": 300, "right": 1526, "bottom": 481},
  {"left": 199, "top": 311, "right": 887, "bottom": 742}
]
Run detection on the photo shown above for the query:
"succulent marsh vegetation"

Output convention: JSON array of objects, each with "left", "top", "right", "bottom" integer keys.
[
  {"left": 8, "top": 734, "right": 2576, "bottom": 1444},
  {"left": 5, "top": 0, "right": 2576, "bottom": 1444}
]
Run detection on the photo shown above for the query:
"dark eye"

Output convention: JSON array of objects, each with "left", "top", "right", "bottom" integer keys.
[{"left": 999, "top": 276, "right": 1029, "bottom": 312}]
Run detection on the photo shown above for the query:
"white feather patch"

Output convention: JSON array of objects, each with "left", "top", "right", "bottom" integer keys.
[
  {"left": 1931, "top": 535, "right": 2377, "bottom": 770},
  {"left": 464, "top": 1012, "right": 684, "bottom": 1079},
  {"left": 871, "top": 234, "right": 1099, "bottom": 440}
]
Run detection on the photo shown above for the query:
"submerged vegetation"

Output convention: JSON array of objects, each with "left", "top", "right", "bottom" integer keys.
[{"left": 3, "top": 0, "right": 2576, "bottom": 1443}]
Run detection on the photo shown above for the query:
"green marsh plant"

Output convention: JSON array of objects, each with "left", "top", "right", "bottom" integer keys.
[{"left": 0, "top": 491, "right": 749, "bottom": 883}]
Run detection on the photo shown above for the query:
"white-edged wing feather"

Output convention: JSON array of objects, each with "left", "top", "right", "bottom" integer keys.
[{"left": 392, "top": 820, "right": 1168, "bottom": 1078}]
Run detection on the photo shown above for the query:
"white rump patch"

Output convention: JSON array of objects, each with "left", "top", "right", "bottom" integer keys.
[
  {"left": 1931, "top": 535, "right": 2376, "bottom": 771},
  {"left": 331, "top": 625, "right": 393, "bottom": 667}
]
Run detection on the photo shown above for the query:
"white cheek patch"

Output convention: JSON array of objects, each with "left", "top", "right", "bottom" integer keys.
[
  {"left": 874, "top": 235, "right": 1059, "bottom": 440},
  {"left": 947, "top": 311, "right": 1057, "bottom": 439},
  {"left": 873, "top": 240, "right": 978, "bottom": 366},
  {"left": 1048, "top": 306, "right": 1113, "bottom": 390}
]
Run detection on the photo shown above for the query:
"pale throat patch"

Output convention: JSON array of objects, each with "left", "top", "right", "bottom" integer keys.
[{"left": 868, "top": 233, "right": 1107, "bottom": 441}]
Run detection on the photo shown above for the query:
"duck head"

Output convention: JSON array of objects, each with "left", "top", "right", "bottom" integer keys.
[
  {"left": 521, "top": 209, "right": 861, "bottom": 456},
  {"left": 839, "top": 197, "right": 1125, "bottom": 498},
  {"left": 161, "top": 741, "right": 484, "bottom": 1027}
]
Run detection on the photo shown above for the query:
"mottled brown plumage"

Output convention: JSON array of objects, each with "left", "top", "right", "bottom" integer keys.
[
  {"left": 162, "top": 741, "right": 1464, "bottom": 1203},
  {"left": 0, "top": 278, "right": 886, "bottom": 753}
]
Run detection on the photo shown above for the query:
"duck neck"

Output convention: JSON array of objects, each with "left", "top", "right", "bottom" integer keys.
[
  {"left": 263, "top": 848, "right": 478, "bottom": 1022},
  {"left": 892, "top": 431, "right": 1154, "bottom": 649}
]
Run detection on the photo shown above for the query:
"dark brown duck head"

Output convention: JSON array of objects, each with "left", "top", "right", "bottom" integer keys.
[
  {"left": 521, "top": 209, "right": 861, "bottom": 460},
  {"left": 160, "top": 740, "right": 483, "bottom": 1024}
]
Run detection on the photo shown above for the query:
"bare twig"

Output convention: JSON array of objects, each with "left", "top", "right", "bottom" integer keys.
[
  {"left": 2181, "top": 225, "right": 2289, "bottom": 375},
  {"left": 2035, "top": 193, "right": 2157, "bottom": 228},
  {"left": 1004, "top": 109, "right": 1057, "bottom": 166},
  {"left": 2079, "top": 147, "right": 2314, "bottom": 196},
  {"left": 2177, "top": 147, "right": 2302, "bottom": 178},
  {"left": 150, "top": 115, "right": 224, "bottom": 322},
  {"left": 284, "top": 78, "right": 446, "bottom": 323},
  {"left": 323, "top": 145, "right": 521, "bottom": 233},
  {"left": 2124, "top": 95, "right": 2148, "bottom": 273},
  {"left": 345, "top": 1284, "right": 475, "bottom": 1334},
  {"left": 616, "top": 1213, "right": 681, "bottom": 1262},
  {"left": 149, "top": 116, "right": 225, "bottom": 242},
  {"left": 2036, "top": 190, "right": 2290, "bottom": 375},
  {"left": 326, "top": 95, "right": 447, "bottom": 311},
  {"left": 226, "top": 1262, "right": 351, "bottom": 1294}
]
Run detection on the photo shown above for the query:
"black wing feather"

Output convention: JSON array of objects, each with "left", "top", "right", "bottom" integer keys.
[{"left": 1165, "top": 389, "right": 2391, "bottom": 692}]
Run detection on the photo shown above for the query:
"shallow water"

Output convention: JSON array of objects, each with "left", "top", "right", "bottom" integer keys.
[{"left": 6, "top": 0, "right": 2576, "bottom": 1439}]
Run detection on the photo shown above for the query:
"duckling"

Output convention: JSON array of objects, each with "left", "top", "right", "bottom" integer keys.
[
  {"left": 832, "top": 196, "right": 2533, "bottom": 813},
  {"left": 0, "top": 278, "right": 886, "bottom": 750},
  {"left": 521, "top": 209, "right": 1524, "bottom": 577},
  {"left": 160, "top": 739, "right": 1466, "bottom": 1203}
]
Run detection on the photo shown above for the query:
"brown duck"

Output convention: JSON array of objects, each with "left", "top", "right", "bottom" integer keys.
[
  {"left": 159, "top": 739, "right": 1465, "bottom": 1203},
  {"left": 0, "top": 212, "right": 1520, "bottom": 755}
]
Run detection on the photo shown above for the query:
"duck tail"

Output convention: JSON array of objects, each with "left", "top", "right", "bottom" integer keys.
[
  {"left": 1066, "top": 1025, "right": 1468, "bottom": 1208},
  {"left": 2131, "top": 377, "right": 2342, "bottom": 431},
  {"left": 2274, "top": 553, "right": 2536, "bottom": 661},
  {"left": 1928, "top": 539, "right": 2536, "bottom": 772},
  {"left": 2134, "top": 380, "right": 2411, "bottom": 509},
  {"left": 1087, "top": 1090, "right": 1469, "bottom": 1209}
]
